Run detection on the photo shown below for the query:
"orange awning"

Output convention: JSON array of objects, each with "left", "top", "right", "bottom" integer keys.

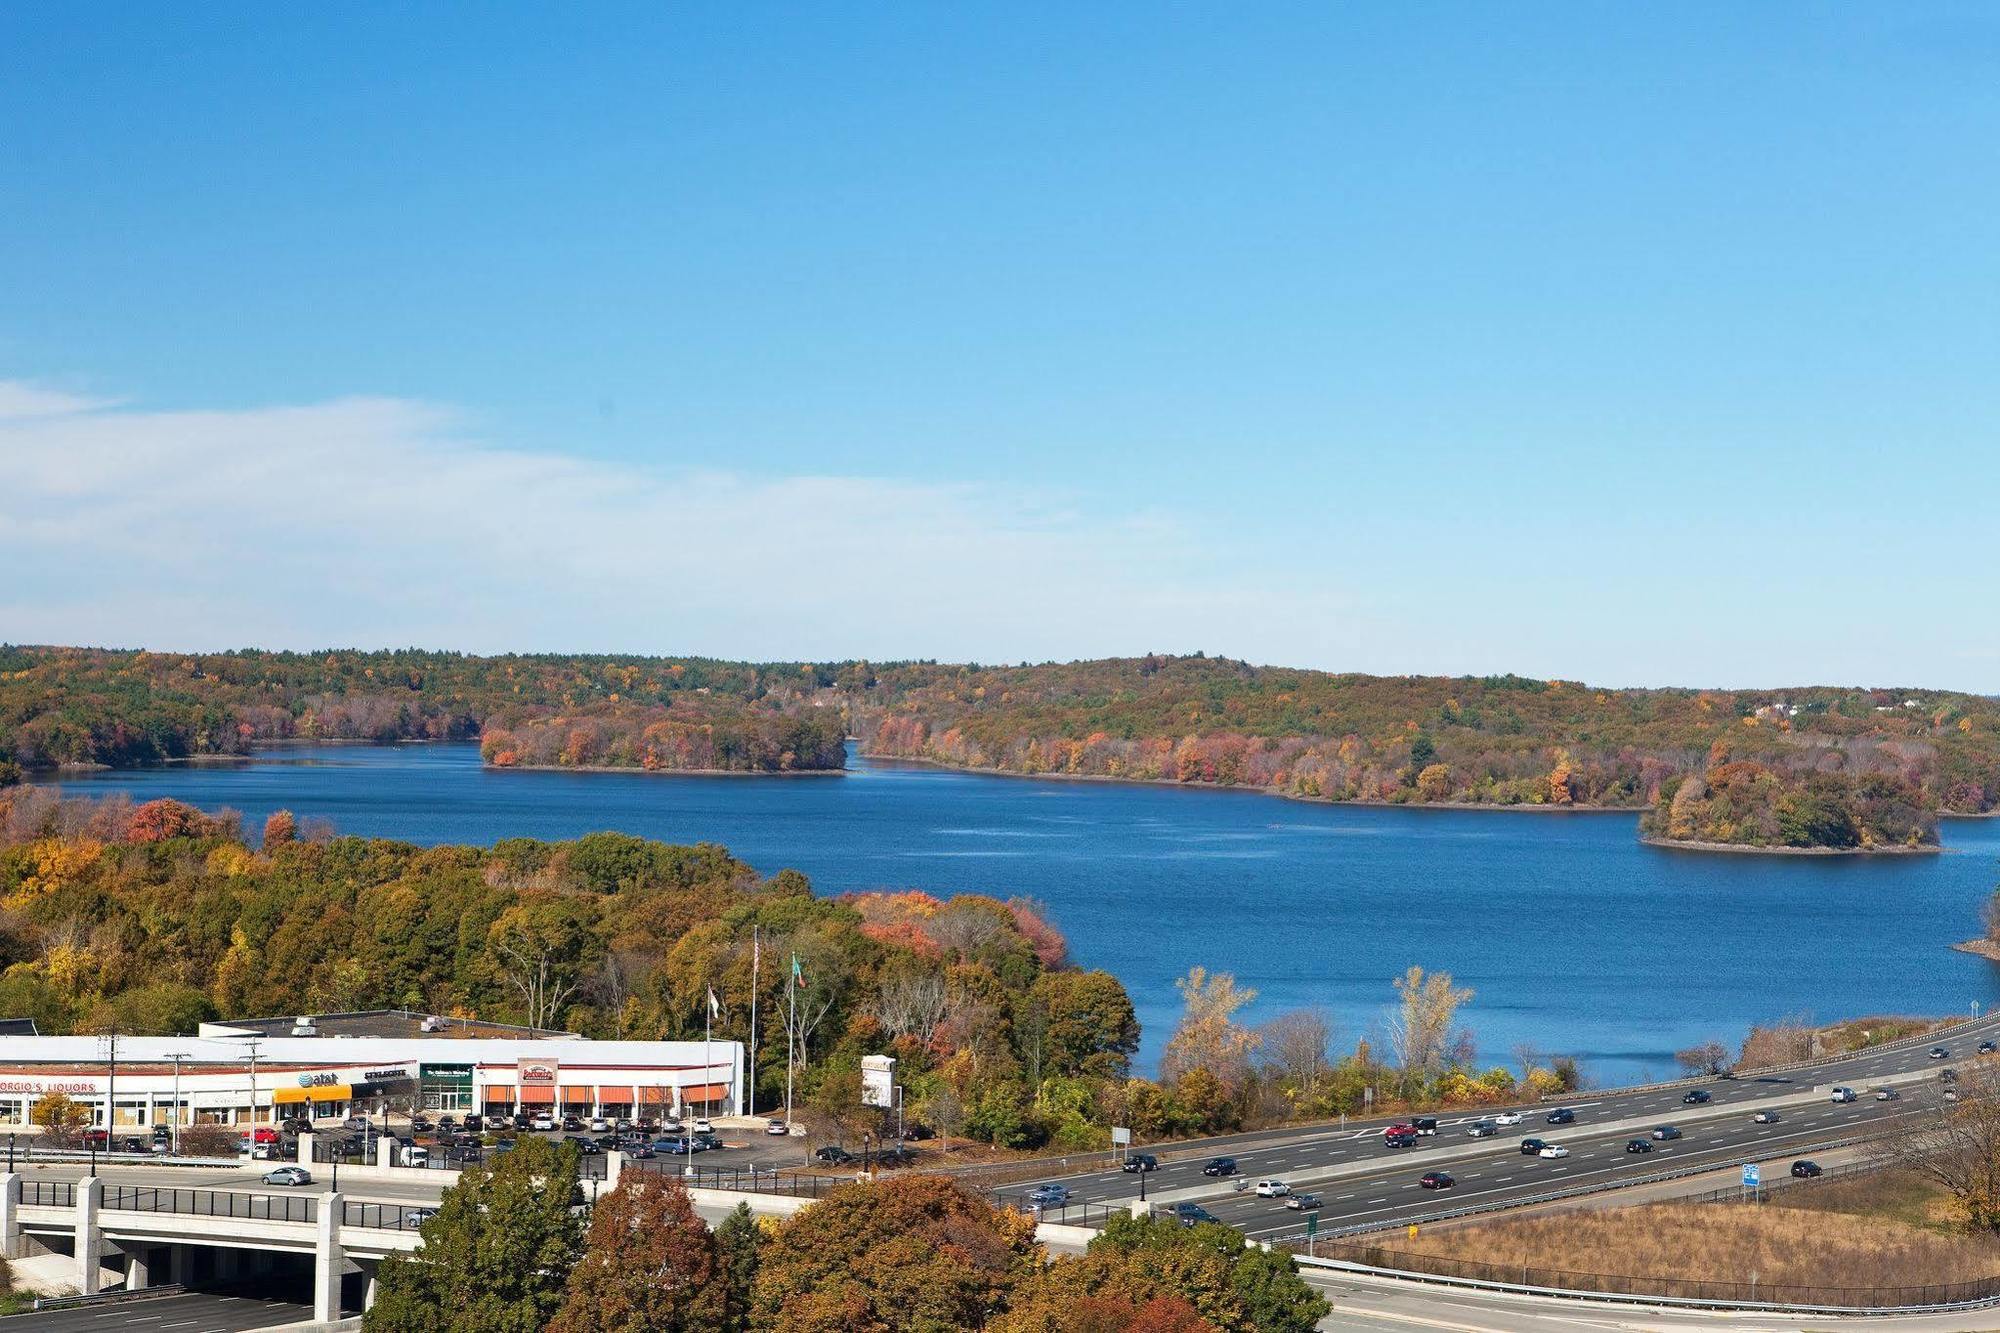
[
  {"left": 558, "top": 1085, "right": 591, "bottom": 1102},
  {"left": 682, "top": 1083, "right": 728, "bottom": 1103},
  {"left": 597, "top": 1086, "right": 635, "bottom": 1104},
  {"left": 272, "top": 1087, "right": 308, "bottom": 1105},
  {"left": 519, "top": 1085, "right": 554, "bottom": 1105},
  {"left": 306, "top": 1085, "right": 349, "bottom": 1103},
  {"left": 639, "top": 1087, "right": 671, "bottom": 1105},
  {"left": 483, "top": 1085, "right": 516, "bottom": 1102}
]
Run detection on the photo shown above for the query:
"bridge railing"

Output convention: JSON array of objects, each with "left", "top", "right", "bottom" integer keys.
[
  {"left": 17, "top": 1180, "right": 75, "bottom": 1208},
  {"left": 100, "top": 1184, "right": 317, "bottom": 1224},
  {"left": 342, "top": 1199, "right": 436, "bottom": 1232}
]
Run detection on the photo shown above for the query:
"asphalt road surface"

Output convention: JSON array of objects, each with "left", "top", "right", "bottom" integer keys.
[
  {"left": 995, "top": 1014, "right": 2000, "bottom": 1235},
  {"left": 5, "top": 1291, "right": 310, "bottom": 1332}
]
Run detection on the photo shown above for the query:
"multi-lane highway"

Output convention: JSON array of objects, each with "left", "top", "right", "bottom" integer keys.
[
  {"left": 11, "top": 1291, "right": 312, "bottom": 1333},
  {"left": 993, "top": 1014, "right": 1997, "bottom": 1236}
]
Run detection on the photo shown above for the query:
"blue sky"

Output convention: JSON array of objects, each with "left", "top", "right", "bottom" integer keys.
[{"left": 4, "top": 4, "right": 1997, "bottom": 688}]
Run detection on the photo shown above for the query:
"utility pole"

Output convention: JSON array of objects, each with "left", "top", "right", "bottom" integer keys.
[
  {"left": 747, "top": 926, "right": 760, "bottom": 1119},
  {"left": 241, "top": 1035, "right": 264, "bottom": 1147},
  {"left": 99, "top": 1030, "right": 119, "bottom": 1151},
  {"left": 163, "top": 1051, "right": 188, "bottom": 1157}
]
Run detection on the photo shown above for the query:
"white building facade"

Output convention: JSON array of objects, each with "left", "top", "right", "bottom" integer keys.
[{"left": 0, "top": 1034, "right": 745, "bottom": 1132}]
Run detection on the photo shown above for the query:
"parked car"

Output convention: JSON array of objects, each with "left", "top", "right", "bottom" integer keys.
[
  {"left": 766, "top": 1119, "right": 791, "bottom": 1136},
  {"left": 1171, "top": 1202, "right": 1219, "bottom": 1227},
  {"left": 1201, "top": 1156, "right": 1239, "bottom": 1177},
  {"left": 462, "top": 1114, "right": 484, "bottom": 1133},
  {"left": 814, "top": 1145, "right": 855, "bottom": 1165},
  {"left": 565, "top": 1136, "right": 604, "bottom": 1156},
  {"left": 409, "top": 1116, "right": 434, "bottom": 1134},
  {"left": 437, "top": 1116, "right": 457, "bottom": 1131},
  {"left": 561, "top": 1115, "right": 584, "bottom": 1132},
  {"left": 1492, "top": 1111, "right": 1523, "bottom": 1126},
  {"left": 1285, "top": 1193, "right": 1321, "bottom": 1211},
  {"left": 398, "top": 1144, "right": 429, "bottom": 1167},
  {"left": 903, "top": 1123, "right": 936, "bottom": 1141},
  {"left": 263, "top": 1166, "right": 313, "bottom": 1187},
  {"left": 1411, "top": 1117, "right": 1439, "bottom": 1136},
  {"left": 1651, "top": 1126, "right": 1682, "bottom": 1140},
  {"left": 1682, "top": 1090, "right": 1712, "bottom": 1105},
  {"left": 1253, "top": 1179, "right": 1290, "bottom": 1198},
  {"left": 1626, "top": 1138, "right": 1654, "bottom": 1153},
  {"left": 1121, "top": 1152, "right": 1159, "bottom": 1173},
  {"left": 530, "top": 1113, "right": 557, "bottom": 1131},
  {"left": 1830, "top": 1086, "right": 1857, "bottom": 1103},
  {"left": 1418, "top": 1171, "right": 1455, "bottom": 1189},
  {"left": 1518, "top": 1138, "right": 1548, "bottom": 1155},
  {"left": 1466, "top": 1121, "right": 1497, "bottom": 1138},
  {"left": 1026, "top": 1184, "right": 1071, "bottom": 1206},
  {"left": 588, "top": 1117, "right": 612, "bottom": 1133},
  {"left": 1538, "top": 1144, "right": 1570, "bottom": 1159},
  {"left": 1546, "top": 1107, "right": 1575, "bottom": 1124},
  {"left": 1791, "top": 1160, "right": 1823, "bottom": 1178},
  {"left": 1930, "top": 1046, "right": 1950, "bottom": 1060},
  {"left": 691, "top": 1118, "right": 714, "bottom": 1134}
]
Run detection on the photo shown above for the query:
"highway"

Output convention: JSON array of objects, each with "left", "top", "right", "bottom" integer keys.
[{"left": 992, "top": 1014, "right": 1999, "bottom": 1235}]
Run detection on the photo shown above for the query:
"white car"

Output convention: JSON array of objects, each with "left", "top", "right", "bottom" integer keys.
[
  {"left": 691, "top": 1118, "right": 713, "bottom": 1134},
  {"left": 1538, "top": 1144, "right": 1570, "bottom": 1159},
  {"left": 1253, "top": 1180, "right": 1290, "bottom": 1198},
  {"left": 588, "top": 1117, "right": 612, "bottom": 1133},
  {"left": 530, "top": 1113, "right": 556, "bottom": 1131},
  {"left": 1493, "top": 1111, "right": 1523, "bottom": 1127},
  {"left": 766, "top": 1119, "right": 791, "bottom": 1136}
]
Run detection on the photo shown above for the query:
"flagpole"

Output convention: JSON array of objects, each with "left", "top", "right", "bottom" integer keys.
[
  {"left": 704, "top": 996, "right": 713, "bottom": 1121},
  {"left": 747, "top": 927, "right": 760, "bottom": 1119},
  {"left": 784, "top": 953, "right": 798, "bottom": 1132}
]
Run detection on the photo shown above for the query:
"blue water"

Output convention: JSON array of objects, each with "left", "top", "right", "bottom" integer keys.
[{"left": 46, "top": 743, "right": 2000, "bottom": 1086}]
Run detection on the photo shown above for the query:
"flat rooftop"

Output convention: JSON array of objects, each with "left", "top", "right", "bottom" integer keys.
[{"left": 202, "top": 1009, "right": 578, "bottom": 1041}]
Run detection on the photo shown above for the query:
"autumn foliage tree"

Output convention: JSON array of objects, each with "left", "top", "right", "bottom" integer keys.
[
  {"left": 262, "top": 809, "right": 297, "bottom": 848},
  {"left": 548, "top": 1174, "right": 728, "bottom": 1333},
  {"left": 750, "top": 1175, "right": 1037, "bottom": 1332}
]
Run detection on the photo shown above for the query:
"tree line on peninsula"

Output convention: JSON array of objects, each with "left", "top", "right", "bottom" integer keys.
[{"left": 4, "top": 645, "right": 1990, "bottom": 848}]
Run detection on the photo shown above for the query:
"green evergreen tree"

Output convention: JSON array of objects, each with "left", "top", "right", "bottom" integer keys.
[{"left": 365, "top": 1136, "right": 584, "bottom": 1333}]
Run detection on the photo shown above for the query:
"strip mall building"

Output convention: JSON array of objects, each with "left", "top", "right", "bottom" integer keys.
[{"left": 0, "top": 1011, "right": 745, "bottom": 1132}]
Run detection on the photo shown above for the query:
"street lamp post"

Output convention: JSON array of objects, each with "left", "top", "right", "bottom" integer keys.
[
  {"left": 862, "top": 1131, "right": 873, "bottom": 1174},
  {"left": 163, "top": 1050, "right": 188, "bottom": 1158}
]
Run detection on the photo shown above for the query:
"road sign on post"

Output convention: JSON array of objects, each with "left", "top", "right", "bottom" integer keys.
[
  {"left": 1742, "top": 1163, "right": 1761, "bottom": 1187},
  {"left": 1110, "top": 1126, "right": 1131, "bottom": 1145}
]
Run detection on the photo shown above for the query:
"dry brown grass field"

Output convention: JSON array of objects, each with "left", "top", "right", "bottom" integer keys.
[{"left": 1336, "top": 1182, "right": 2000, "bottom": 1293}]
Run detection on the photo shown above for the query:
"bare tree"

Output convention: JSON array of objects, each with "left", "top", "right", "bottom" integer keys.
[
  {"left": 590, "top": 948, "right": 656, "bottom": 1040},
  {"left": 1873, "top": 1064, "right": 2000, "bottom": 1230},
  {"left": 1258, "top": 1008, "right": 1338, "bottom": 1095},
  {"left": 1386, "top": 966, "right": 1474, "bottom": 1076},
  {"left": 488, "top": 908, "right": 589, "bottom": 1032},
  {"left": 1675, "top": 1040, "right": 1732, "bottom": 1077},
  {"left": 1160, "top": 966, "right": 1261, "bottom": 1087},
  {"left": 873, "top": 971, "right": 949, "bottom": 1048}
]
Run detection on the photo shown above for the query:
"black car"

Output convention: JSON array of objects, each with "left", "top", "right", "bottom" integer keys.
[
  {"left": 1519, "top": 1137, "right": 1548, "bottom": 1155},
  {"left": 462, "top": 1114, "right": 484, "bottom": 1132},
  {"left": 903, "top": 1123, "right": 936, "bottom": 1141},
  {"left": 814, "top": 1145, "right": 856, "bottom": 1165},
  {"left": 1201, "top": 1156, "right": 1239, "bottom": 1177},
  {"left": 1466, "top": 1121, "right": 1497, "bottom": 1138},
  {"left": 448, "top": 1144, "right": 484, "bottom": 1164},
  {"left": 1682, "top": 1089, "right": 1712, "bottom": 1105},
  {"left": 1546, "top": 1107, "right": 1575, "bottom": 1124},
  {"left": 1791, "top": 1159, "right": 1823, "bottom": 1178},
  {"left": 1171, "top": 1203, "right": 1220, "bottom": 1227},
  {"left": 561, "top": 1115, "right": 585, "bottom": 1132},
  {"left": 1651, "top": 1125, "right": 1682, "bottom": 1140},
  {"left": 1930, "top": 1046, "right": 1950, "bottom": 1060},
  {"left": 1980, "top": 1041, "right": 1997, "bottom": 1055},
  {"left": 1418, "top": 1171, "right": 1455, "bottom": 1190},
  {"left": 564, "top": 1136, "right": 603, "bottom": 1156},
  {"left": 1626, "top": 1138, "right": 1653, "bottom": 1153},
  {"left": 1121, "top": 1152, "right": 1159, "bottom": 1173}
]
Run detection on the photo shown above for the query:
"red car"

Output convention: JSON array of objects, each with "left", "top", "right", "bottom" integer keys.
[{"left": 1383, "top": 1124, "right": 1419, "bottom": 1148}]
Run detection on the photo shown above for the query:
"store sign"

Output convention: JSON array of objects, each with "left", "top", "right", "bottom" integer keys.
[
  {"left": 0, "top": 1079, "right": 99, "bottom": 1095},
  {"left": 421, "top": 1064, "right": 474, "bottom": 1080},
  {"left": 364, "top": 1068, "right": 409, "bottom": 1082},
  {"left": 517, "top": 1058, "right": 558, "bottom": 1086},
  {"left": 297, "top": 1072, "right": 340, "bottom": 1088}
]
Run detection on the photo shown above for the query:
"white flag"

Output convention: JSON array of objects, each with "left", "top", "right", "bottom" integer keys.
[{"left": 707, "top": 986, "right": 721, "bottom": 1019}]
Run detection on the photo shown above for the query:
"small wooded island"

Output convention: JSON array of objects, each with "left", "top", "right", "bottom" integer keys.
[{"left": 2, "top": 646, "right": 1991, "bottom": 853}]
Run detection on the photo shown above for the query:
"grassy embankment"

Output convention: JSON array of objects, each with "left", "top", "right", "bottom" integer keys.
[{"left": 1349, "top": 1169, "right": 1998, "bottom": 1291}]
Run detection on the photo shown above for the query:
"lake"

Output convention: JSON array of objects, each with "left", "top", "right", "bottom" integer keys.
[{"left": 45, "top": 742, "right": 2000, "bottom": 1085}]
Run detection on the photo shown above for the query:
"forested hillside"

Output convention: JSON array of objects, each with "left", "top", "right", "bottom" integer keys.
[
  {"left": 6, "top": 646, "right": 1997, "bottom": 849},
  {"left": 0, "top": 787, "right": 1138, "bottom": 1150}
]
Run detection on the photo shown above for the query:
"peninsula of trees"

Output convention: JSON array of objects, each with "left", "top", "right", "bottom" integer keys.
[{"left": 4, "top": 645, "right": 1992, "bottom": 850}]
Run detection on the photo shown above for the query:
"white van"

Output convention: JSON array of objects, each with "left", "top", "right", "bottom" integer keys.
[
  {"left": 1830, "top": 1086, "right": 1857, "bottom": 1103},
  {"left": 398, "top": 1144, "right": 430, "bottom": 1167}
]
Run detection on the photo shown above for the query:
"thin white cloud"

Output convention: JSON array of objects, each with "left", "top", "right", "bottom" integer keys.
[
  {"left": 0, "top": 381, "right": 114, "bottom": 421},
  {"left": 0, "top": 380, "right": 1349, "bottom": 662}
]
